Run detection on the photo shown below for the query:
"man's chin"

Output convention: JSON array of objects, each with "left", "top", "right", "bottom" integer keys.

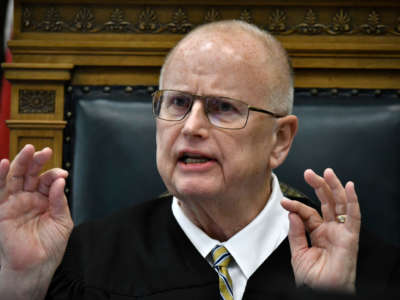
[{"left": 173, "top": 184, "right": 221, "bottom": 202}]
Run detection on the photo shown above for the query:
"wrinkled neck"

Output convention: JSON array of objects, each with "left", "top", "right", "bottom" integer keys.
[{"left": 178, "top": 177, "right": 272, "bottom": 241}]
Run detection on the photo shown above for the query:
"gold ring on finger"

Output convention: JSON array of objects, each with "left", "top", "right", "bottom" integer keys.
[{"left": 336, "top": 214, "right": 347, "bottom": 223}]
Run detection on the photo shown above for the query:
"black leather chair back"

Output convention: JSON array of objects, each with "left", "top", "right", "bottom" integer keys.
[
  {"left": 275, "top": 90, "right": 400, "bottom": 246},
  {"left": 65, "top": 87, "right": 400, "bottom": 246},
  {"left": 65, "top": 86, "right": 165, "bottom": 225}
]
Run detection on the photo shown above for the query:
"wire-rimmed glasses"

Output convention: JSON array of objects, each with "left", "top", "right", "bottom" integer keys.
[{"left": 152, "top": 90, "right": 285, "bottom": 130}]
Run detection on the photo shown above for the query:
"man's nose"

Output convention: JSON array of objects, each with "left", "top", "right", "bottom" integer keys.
[{"left": 181, "top": 100, "right": 210, "bottom": 138}]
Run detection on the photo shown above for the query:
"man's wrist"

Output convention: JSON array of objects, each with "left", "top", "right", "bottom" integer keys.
[
  {"left": 297, "top": 281, "right": 356, "bottom": 295},
  {"left": 0, "top": 267, "right": 51, "bottom": 300}
]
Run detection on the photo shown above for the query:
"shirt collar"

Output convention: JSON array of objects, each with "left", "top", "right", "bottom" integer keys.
[
  {"left": 171, "top": 173, "right": 289, "bottom": 279},
  {"left": 172, "top": 195, "right": 219, "bottom": 258}
]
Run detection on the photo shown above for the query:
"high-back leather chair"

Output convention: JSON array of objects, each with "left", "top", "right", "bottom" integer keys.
[
  {"left": 65, "top": 86, "right": 165, "bottom": 225},
  {"left": 65, "top": 86, "right": 400, "bottom": 246},
  {"left": 275, "top": 89, "right": 400, "bottom": 246}
]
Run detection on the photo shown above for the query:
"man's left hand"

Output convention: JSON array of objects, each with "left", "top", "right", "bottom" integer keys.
[{"left": 281, "top": 168, "right": 361, "bottom": 293}]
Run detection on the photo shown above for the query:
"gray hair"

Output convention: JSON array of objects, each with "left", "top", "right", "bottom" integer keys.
[{"left": 159, "top": 20, "right": 294, "bottom": 115}]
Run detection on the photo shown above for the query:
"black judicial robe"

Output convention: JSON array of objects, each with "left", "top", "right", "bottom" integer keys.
[{"left": 46, "top": 194, "right": 400, "bottom": 300}]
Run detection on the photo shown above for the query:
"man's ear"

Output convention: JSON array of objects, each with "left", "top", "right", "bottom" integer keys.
[{"left": 269, "top": 115, "right": 298, "bottom": 169}]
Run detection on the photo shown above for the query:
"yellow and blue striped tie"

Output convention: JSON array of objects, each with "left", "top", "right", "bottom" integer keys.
[{"left": 212, "top": 245, "right": 234, "bottom": 300}]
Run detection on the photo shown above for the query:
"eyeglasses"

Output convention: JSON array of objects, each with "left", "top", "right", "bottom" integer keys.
[{"left": 152, "top": 90, "right": 285, "bottom": 130}]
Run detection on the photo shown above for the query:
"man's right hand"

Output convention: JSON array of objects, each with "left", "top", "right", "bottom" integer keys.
[{"left": 0, "top": 145, "right": 73, "bottom": 300}]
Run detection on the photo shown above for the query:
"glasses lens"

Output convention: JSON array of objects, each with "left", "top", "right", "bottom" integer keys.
[
  {"left": 154, "top": 91, "right": 192, "bottom": 121},
  {"left": 206, "top": 97, "right": 248, "bottom": 129}
]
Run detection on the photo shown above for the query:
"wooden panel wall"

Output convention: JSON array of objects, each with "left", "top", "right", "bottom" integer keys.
[{"left": 2, "top": 0, "right": 400, "bottom": 168}]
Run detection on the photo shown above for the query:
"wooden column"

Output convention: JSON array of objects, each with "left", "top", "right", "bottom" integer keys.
[{"left": 3, "top": 63, "right": 73, "bottom": 170}]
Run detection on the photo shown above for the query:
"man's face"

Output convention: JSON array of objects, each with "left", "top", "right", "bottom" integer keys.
[{"left": 156, "top": 33, "right": 279, "bottom": 202}]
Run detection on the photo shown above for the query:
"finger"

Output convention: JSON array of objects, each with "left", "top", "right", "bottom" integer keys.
[
  {"left": 7, "top": 145, "right": 35, "bottom": 193},
  {"left": 0, "top": 159, "right": 10, "bottom": 202},
  {"left": 287, "top": 212, "right": 309, "bottom": 257},
  {"left": 324, "top": 168, "right": 347, "bottom": 215},
  {"left": 0, "top": 159, "right": 10, "bottom": 188},
  {"left": 49, "top": 178, "right": 71, "bottom": 222},
  {"left": 23, "top": 148, "right": 53, "bottom": 192},
  {"left": 344, "top": 182, "right": 361, "bottom": 233},
  {"left": 281, "top": 199, "right": 322, "bottom": 233},
  {"left": 304, "top": 169, "right": 336, "bottom": 222},
  {"left": 38, "top": 168, "right": 69, "bottom": 196}
]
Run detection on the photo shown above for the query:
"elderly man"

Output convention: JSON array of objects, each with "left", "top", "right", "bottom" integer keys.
[{"left": 0, "top": 20, "right": 397, "bottom": 300}]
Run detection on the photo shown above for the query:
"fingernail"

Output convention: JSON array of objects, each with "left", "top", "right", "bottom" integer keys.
[{"left": 304, "top": 169, "right": 314, "bottom": 175}]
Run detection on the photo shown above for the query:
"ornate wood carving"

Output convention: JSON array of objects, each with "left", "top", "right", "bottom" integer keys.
[
  {"left": 239, "top": 9, "right": 253, "bottom": 24},
  {"left": 20, "top": 5, "right": 400, "bottom": 36},
  {"left": 37, "top": 7, "right": 65, "bottom": 32},
  {"left": 204, "top": 8, "right": 221, "bottom": 23},
  {"left": 22, "top": 7, "right": 33, "bottom": 28},
  {"left": 73, "top": 7, "right": 97, "bottom": 32},
  {"left": 104, "top": 8, "right": 131, "bottom": 33},
  {"left": 330, "top": 9, "right": 352, "bottom": 34},
  {"left": 395, "top": 16, "right": 400, "bottom": 34},
  {"left": 361, "top": 11, "right": 387, "bottom": 35},
  {"left": 19, "top": 89, "right": 56, "bottom": 114},
  {"left": 168, "top": 8, "right": 193, "bottom": 33},
  {"left": 297, "top": 9, "right": 324, "bottom": 35},
  {"left": 266, "top": 9, "right": 288, "bottom": 33},
  {"left": 135, "top": 7, "right": 162, "bottom": 33}
]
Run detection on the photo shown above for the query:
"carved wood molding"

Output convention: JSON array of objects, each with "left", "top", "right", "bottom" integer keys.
[
  {"left": 20, "top": 5, "right": 400, "bottom": 36},
  {"left": 18, "top": 89, "right": 56, "bottom": 113},
  {"left": 3, "top": 63, "right": 74, "bottom": 81},
  {"left": 6, "top": 120, "right": 67, "bottom": 129}
]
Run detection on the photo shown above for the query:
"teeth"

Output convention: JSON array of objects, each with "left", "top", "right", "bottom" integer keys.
[{"left": 183, "top": 157, "right": 210, "bottom": 164}]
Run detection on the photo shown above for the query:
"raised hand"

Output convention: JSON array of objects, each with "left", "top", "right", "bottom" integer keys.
[
  {"left": 281, "top": 168, "right": 361, "bottom": 293},
  {"left": 0, "top": 145, "right": 73, "bottom": 299}
]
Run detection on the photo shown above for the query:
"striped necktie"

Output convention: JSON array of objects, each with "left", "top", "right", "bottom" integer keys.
[{"left": 211, "top": 245, "right": 234, "bottom": 300}]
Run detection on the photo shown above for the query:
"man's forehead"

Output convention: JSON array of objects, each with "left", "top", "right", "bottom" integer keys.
[
  {"left": 160, "top": 31, "right": 275, "bottom": 106},
  {"left": 174, "top": 30, "right": 267, "bottom": 61},
  {"left": 164, "top": 34, "right": 271, "bottom": 86}
]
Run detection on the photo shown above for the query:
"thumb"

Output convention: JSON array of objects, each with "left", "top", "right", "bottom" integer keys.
[
  {"left": 48, "top": 178, "right": 72, "bottom": 224},
  {"left": 288, "top": 212, "right": 308, "bottom": 258}
]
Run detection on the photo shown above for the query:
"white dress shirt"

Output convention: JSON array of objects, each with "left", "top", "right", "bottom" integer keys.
[{"left": 172, "top": 173, "right": 289, "bottom": 300}]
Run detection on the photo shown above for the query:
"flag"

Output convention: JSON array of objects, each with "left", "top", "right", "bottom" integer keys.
[
  {"left": 0, "top": 49, "right": 12, "bottom": 159},
  {"left": 0, "top": 0, "right": 13, "bottom": 159}
]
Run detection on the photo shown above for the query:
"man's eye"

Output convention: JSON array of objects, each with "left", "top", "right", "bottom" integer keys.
[
  {"left": 210, "top": 99, "right": 237, "bottom": 113},
  {"left": 219, "top": 101, "right": 235, "bottom": 112},
  {"left": 171, "top": 96, "right": 190, "bottom": 107}
]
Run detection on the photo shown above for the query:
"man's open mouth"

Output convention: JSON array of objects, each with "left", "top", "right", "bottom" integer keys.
[{"left": 179, "top": 153, "right": 213, "bottom": 164}]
